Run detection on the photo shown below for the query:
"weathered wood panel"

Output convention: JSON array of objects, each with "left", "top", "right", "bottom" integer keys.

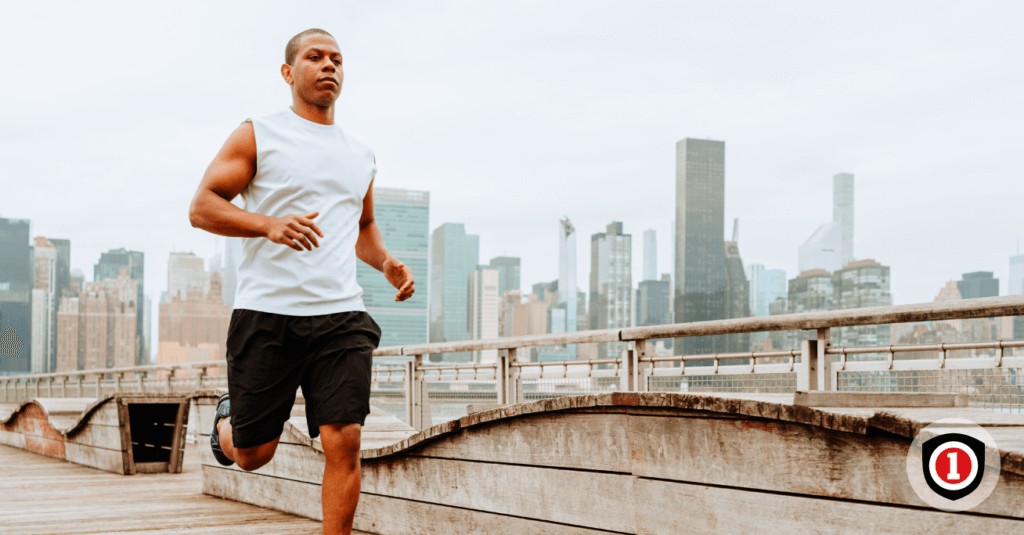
[
  {"left": 361, "top": 455, "right": 638, "bottom": 533},
  {"left": 198, "top": 435, "right": 326, "bottom": 485},
  {"left": 354, "top": 492, "right": 623, "bottom": 535},
  {"left": 64, "top": 442, "right": 126, "bottom": 474},
  {"left": 202, "top": 465, "right": 324, "bottom": 521},
  {"left": 634, "top": 478, "right": 1024, "bottom": 534},
  {"left": 627, "top": 413, "right": 1024, "bottom": 518},
  {"left": 414, "top": 412, "right": 631, "bottom": 472},
  {"left": 794, "top": 391, "right": 967, "bottom": 408},
  {"left": 65, "top": 423, "right": 125, "bottom": 451}
]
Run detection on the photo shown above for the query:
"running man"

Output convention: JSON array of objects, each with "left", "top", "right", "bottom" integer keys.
[{"left": 188, "top": 28, "right": 414, "bottom": 534}]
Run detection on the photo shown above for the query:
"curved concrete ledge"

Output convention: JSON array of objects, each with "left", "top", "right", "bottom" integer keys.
[
  {"left": 199, "top": 392, "right": 1024, "bottom": 533},
  {"left": 1, "top": 390, "right": 220, "bottom": 474}
]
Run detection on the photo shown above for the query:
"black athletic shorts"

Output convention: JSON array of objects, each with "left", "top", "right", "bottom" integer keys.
[{"left": 224, "top": 308, "right": 381, "bottom": 449}]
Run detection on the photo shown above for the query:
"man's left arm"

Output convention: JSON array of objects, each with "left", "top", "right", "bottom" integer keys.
[{"left": 356, "top": 178, "right": 416, "bottom": 302}]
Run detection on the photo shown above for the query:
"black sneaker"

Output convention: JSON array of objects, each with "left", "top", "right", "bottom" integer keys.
[{"left": 210, "top": 393, "right": 234, "bottom": 466}]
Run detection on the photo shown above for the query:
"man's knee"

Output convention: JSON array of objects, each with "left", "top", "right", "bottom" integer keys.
[
  {"left": 320, "top": 422, "right": 361, "bottom": 470},
  {"left": 234, "top": 440, "right": 279, "bottom": 471}
]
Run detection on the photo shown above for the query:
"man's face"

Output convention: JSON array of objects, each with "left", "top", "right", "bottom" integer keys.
[{"left": 284, "top": 34, "right": 344, "bottom": 108}]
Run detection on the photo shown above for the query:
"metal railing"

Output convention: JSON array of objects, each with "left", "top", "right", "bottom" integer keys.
[{"left": 3, "top": 295, "right": 1023, "bottom": 427}]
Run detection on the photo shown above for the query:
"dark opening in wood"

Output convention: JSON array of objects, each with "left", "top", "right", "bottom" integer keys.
[{"left": 127, "top": 403, "right": 179, "bottom": 464}]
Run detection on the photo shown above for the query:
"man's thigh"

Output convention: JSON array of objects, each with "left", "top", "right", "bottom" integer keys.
[
  {"left": 301, "top": 311, "right": 382, "bottom": 439},
  {"left": 226, "top": 309, "right": 310, "bottom": 449}
]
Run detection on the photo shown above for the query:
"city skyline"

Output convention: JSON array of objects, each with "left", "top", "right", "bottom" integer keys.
[{"left": 3, "top": 3, "right": 1023, "bottom": 355}]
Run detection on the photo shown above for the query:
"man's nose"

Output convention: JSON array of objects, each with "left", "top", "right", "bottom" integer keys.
[{"left": 321, "top": 60, "right": 335, "bottom": 72}]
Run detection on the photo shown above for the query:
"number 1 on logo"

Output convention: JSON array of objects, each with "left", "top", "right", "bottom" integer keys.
[{"left": 947, "top": 451, "right": 960, "bottom": 480}]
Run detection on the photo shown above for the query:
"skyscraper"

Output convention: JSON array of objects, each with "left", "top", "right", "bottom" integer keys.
[
  {"left": 488, "top": 256, "right": 521, "bottom": 299},
  {"left": 590, "top": 222, "right": 631, "bottom": 358},
  {"left": 94, "top": 248, "right": 145, "bottom": 365},
  {"left": 957, "top": 272, "right": 999, "bottom": 299},
  {"left": 636, "top": 277, "right": 671, "bottom": 327},
  {"left": 833, "top": 173, "right": 855, "bottom": 266},
  {"left": 674, "top": 138, "right": 731, "bottom": 355},
  {"left": 833, "top": 259, "right": 891, "bottom": 349},
  {"left": 429, "top": 223, "right": 479, "bottom": 362},
  {"left": 1011, "top": 254, "right": 1024, "bottom": 296},
  {"left": 50, "top": 239, "right": 71, "bottom": 372},
  {"left": 0, "top": 218, "right": 32, "bottom": 375},
  {"left": 747, "top": 264, "right": 787, "bottom": 318},
  {"left": 467, "top": 267, "right": 499, "bottom": 363},
  {"left": 642, "top": 229, "right": 657, "bottom": 282},
  {"left": 158, "top": 271, "right": 231, "bottom": 364},
  {"left": 798, "top": 222, "right": 843, "bottom": 274},
  {"left": 167, "top": 252, "right": 207, "bottom": 301},
  {"left": 31, "top": 237, "right": 56, "bottom": 373},
  {"left": 356, "top": 188, "right": 430, "bottom": 350},
  {"left": 558, "top": 218, "right": 578, "bottom": 359},
  {"left": 723, "top": 238, "right": 750, "bottom": 351}
]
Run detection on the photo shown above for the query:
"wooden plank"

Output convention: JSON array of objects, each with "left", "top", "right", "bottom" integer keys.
[
  {"left": 65, "top": 423, "right": 125, "bottom": 451},
  {"left": 134, "top": 461, "right": 170, "bottom": 474},
  {"left": 170, "top": 401, "right": 189, "bottom": 473},
  {"left": 354, "top": 492, "right": 622, "bottom": 535},
  {"left": 64, "top": 442, "right": 126, "bottom": 474},
  {"left": 0, "top": 428, "right": 27, "bottom": 449},
  {"left": 202, "top": 465, "right": 324, "bottom": 521},
  {"left": 361, "top": 455, "right": 637, "bottom": 533},
  {"left": 83, "top": 402, "right": 121, "bottom": 426},
  {"left": 627, "top": 413, "right": 1024, "bottom": 519},
  {"left": 117, "top": 399, "right": 134, "bottom": 475},
  {"left": 794, "top": 391, "right": 968, "bottom": 408},
  {"left": 634, "top": 478, "right": 1024, "bottom": 534},
  {"left": 870, "top": 407, "right": 1024, "bottom": 439},
  {"left": 198, "top": 434, "right": 325, "bottom": 485},
  {"left": 414, "top": 412, "right": 631, "bottom": 472}
]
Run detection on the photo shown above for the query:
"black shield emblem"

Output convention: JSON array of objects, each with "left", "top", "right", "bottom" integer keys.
[{"left": 921, "top": 433, "right": 986, "bottom": 501}]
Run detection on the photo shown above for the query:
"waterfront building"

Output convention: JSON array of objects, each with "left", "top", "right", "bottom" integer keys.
[
  {"left": 467, "top": 268, "right": 499, "bottom": 364},
  {"left": 56, "top": 268, "right": 138, "bottom": 372},
  {"left": 31, "top": 237, "right": 56, "bottom": 373},
  {"left": 158, "top": 272, "right": 231, "bottom": 364},
  {"left": 957, "top": 271, "right": 999, "bottom": 299},
  {"left": 0, "top": 218, "right": 32, "bottom": 375},
  {"left": 833, "top": 259, "right": 892, "bottom": 349},
  {"left": 488, "top": 256, "right": 520, "bottom": 301}
]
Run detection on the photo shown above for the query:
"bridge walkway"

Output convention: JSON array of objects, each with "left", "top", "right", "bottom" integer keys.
[{"left": 0, "top": 442, "right": 368, "bottom": 535}]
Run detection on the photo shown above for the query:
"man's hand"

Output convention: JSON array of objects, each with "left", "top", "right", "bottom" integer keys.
[
  {"left": 263, "top": 211, "right": 324, "bottom": 251},
  {"left": 383, "top": 257, "right": 415, "bottom": 301}
]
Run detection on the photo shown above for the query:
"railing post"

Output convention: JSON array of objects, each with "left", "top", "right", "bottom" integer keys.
[
  {"left": 411, "top": 354, "right": 425, "bottom": 431},
  {"left": 817, "top": 328, "right": 833, "bottom": 391},
  {"left": 166, "top": 369, "right": 174, "bottom": 393},
  {"left": 621, "top": 347, "right": 636, "bottom": 392},
  {"left": 113, "top": 372, "right": 122, "bottom": 393},
  {"left": 95, "top": 373, "right": 102, "bottom": 398},
  {"left": 60, "top": 376, "right": 67, "bottom": 398},
  {"left": 497, "top": 349, "right": 510, "bottom": 405},
  {"left": 797, "top": 339, "right": 819, "bottom": 391},
  {"left": 76, "top": 374, "right": 84, "bottom": 397},
  {"left": 404, "top": 359, "right": 415, "bottom": 427},
  {"left": 196, "top": 366, "right": 208, "bottom": 391},
  {"left": 633, "top": 339, "right": 647, "bottom": 392},
  {"left": 138, "top": 371, "right": 147, "bottom": 393}
]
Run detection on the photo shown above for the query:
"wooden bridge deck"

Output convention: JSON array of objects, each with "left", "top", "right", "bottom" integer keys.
[{"left": 0, "top": 442, "right": 368, "bottom": 535}]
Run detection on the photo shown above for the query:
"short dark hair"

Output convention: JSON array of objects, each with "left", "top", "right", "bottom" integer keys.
[{"left": 285, "top": 28, "right": 335, "bottom": 65}]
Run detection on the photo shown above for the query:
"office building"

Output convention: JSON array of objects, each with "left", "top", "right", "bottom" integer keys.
[
  {"left": 0, "top": 218, "right": 32, "bottom": 375},
  {"left": 429, "top": 223, "right": 479, "bottom": 362},
  {"left": 158, "top": 272, "right": 231, "bottom": 364},
  {"left": 31, "top": 237, "right": 57, "bottom": 373},
  {"left": 723, "top": 237, "right": 750, "bottom": 351},
  {"left": 675, "top": 138, "right": 738, "bottom": 355},
  {"left": 642, "top": 229, "right": 657, "bottom": 282},
  {"left": 590, "top": 221, "right": 631, "bottom": 358},
  {"left": 94, "top": 248, "right": 145, "bottom": 365},
  {"left": 833, "top": 259, "right": 891, "bottom": 349},
  {"left": 467, "top": 268, "right": 499, "bottom": 363},
  {"left": 637, "top": 277, "right": 671, "bottom": 327},
  {"left": 167, "top": 252, "right": 207, "bottom": 301},
  {"left": 834, "top": 173, "right": 855, "bottom": 266},
  {"left": 56, "top": 268, "right": 138, "bottom": 372},
  {"left": 49, "top": 239, "right": 71, "bottom": 371},
  {"left": 488, "top": 256, "right": 521, "bottom": 301},
  {"left": 748, "top": 264, "right": 787, "bottom": 318},
  {"left": 957, "top": 271, "right": 999, "bottom": 299},
  {"left": 1012, "top": 254, "right": 1024, "bottom": 339},
  {"left": 356, "top": 188, "right": 430, "bottom": 351}
]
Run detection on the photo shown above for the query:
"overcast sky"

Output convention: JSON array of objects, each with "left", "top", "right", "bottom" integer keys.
[{"left": 2, "top": 1, "right": 1022, "bottom": 352}]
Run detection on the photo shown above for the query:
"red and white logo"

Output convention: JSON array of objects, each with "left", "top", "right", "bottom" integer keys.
[{"left": 907, "top": 419, "right": 999, "bottom": 511}]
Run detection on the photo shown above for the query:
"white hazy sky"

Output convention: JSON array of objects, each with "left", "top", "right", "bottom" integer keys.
[{"left": 3, "top": 1, "right": 1023, "bottom": 349}]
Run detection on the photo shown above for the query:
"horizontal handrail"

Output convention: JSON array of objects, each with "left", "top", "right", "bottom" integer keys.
[{"left": 2, "top": 295, "right": 1022, "bottom": 384}]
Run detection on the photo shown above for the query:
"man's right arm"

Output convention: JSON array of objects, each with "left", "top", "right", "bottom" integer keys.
[{"left": 188, "top": 121, "right": 322, "bottom": 251}]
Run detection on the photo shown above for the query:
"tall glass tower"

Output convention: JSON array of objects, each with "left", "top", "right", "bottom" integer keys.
[
  {"left": 674, "top": 138, "right": 729, "bottom": 355},
  {"left": 558, "top": 218, "right": 577, "bottom": 360},
  {"left": 0, "top": 218, "right": 32, "bottom": 375},
  {"left": 590, "top": 222, "right": 631, "bottom": 359},
  {"left": 429, "top": 222, "right": 479, "bottom": 362},
  {"left": 833, "top": 173, "right": 855, "bottom": 267},
  {"left": 356, "top": 188, "right": 430, "bottom": 353}
]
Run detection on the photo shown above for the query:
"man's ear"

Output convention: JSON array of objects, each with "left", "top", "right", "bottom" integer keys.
[{"left": 281, "top": 63, "right": 294, "bottom": 86}]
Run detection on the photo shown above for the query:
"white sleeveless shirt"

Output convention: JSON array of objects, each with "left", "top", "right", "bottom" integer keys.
[{"left": 233, "top": 108, "right": 376, "bottom": 316}]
